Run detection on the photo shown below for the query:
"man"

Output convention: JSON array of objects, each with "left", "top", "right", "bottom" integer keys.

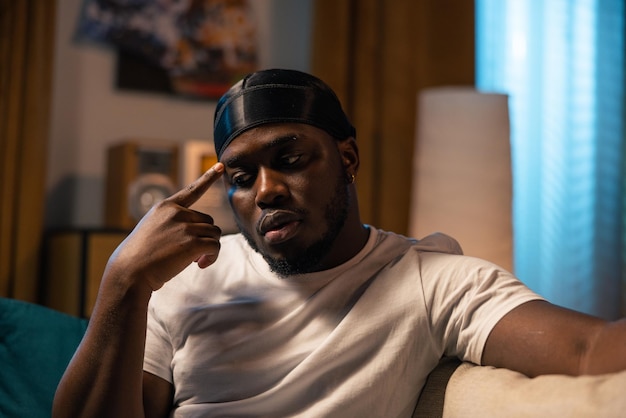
[{"left": 53, "top": 69, "right": 626, "bottom": 418}]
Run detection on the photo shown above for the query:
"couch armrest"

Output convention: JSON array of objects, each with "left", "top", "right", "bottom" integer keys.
[
  {"left": 413, "top": 357, "right": 463, "bottom": 418},
  {"left": 443, "top": 362, "right": 626, "bottom": 417}
]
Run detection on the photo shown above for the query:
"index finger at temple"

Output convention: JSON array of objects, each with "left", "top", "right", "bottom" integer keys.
[{"left": 169, "top": 163, "right": 225, "bottom": 208}]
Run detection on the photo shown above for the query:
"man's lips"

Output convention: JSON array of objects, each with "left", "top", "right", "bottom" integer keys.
[{"left": 257, "top": 210, "right": 302, "bottom": 243}]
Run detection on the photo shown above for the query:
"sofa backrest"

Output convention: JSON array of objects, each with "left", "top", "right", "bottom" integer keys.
[{"left": 0, "top": 297, "right": 88, "bottom": 418}]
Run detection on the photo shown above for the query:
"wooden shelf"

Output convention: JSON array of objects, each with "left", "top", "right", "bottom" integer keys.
[{"left": 42, "top": 229, "right": 129, "bottom": 317}]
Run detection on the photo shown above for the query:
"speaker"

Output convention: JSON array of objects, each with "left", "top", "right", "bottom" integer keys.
[
  {"left": 179, "top": 140, "right": 238, "bottom": 234},
  {"left": 105, "top": 140, "right": 179, "bottom": 230}
]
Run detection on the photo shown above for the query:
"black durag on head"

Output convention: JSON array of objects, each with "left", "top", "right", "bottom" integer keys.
[{"left": 213, "top": 68, "right": 356, "bottom": 159}]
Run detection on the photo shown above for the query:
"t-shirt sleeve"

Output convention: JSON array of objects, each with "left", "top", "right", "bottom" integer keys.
[
  {"left": 419, "top": 252, "right": 545, "bottom": 365},
  {"left": 143, "top": 299, "right": 174, "bottom": 383}
]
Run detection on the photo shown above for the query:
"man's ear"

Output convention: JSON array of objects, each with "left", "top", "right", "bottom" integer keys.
[{"left": 337, "top": 137, "right": 360, "bottom": 174}]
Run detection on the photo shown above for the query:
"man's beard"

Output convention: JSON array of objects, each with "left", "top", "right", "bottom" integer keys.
[{"left": 237, "top": 176, "right": 350, "bottom": 277}]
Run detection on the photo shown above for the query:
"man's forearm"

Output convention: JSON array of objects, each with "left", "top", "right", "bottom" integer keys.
[{"left": 52, "top": 271, "right": 153, "bottom": 418}]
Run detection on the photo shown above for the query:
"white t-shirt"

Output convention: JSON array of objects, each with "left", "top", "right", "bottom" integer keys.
[{"left": 144, "top": 227, "right": 542, "bottom": 417}]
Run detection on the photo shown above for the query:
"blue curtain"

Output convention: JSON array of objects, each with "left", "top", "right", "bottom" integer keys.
[{"left": 476, "top": 0, "right": 625, "bottom": 319}]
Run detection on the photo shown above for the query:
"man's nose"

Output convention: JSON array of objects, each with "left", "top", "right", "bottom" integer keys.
[{"left": 254, "top": 167, "right": 289, "bottom": 207}]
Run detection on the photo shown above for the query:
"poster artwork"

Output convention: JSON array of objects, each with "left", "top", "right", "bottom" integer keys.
[{"left": 76, "top": 0, "right": 258, "bottom": 99}]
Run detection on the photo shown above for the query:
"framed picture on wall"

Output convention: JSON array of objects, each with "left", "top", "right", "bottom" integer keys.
[{"left": 75, "top": 0, "right": 259, "bottom": 99}]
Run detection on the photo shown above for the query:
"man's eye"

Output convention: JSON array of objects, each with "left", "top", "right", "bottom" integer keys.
[
  {"left": 280, "top": 154, "right": 301, "bottom": 166},
  {"left": 231, "top": 173, "right": 253, "bottom": 187}
]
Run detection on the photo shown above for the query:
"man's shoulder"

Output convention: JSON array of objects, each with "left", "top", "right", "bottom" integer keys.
[
  {"left": 372, "top": 227, "right": 463, "bottom": 256},
  {"left": 410, "top": 232, "right": 464, "bottom": 255}
]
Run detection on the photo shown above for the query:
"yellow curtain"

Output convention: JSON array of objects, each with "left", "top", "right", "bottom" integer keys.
[
  {"left": 312, "top": 0, "right": 475, "bottom": 235},
  {"left": 0, "top": 1, "right": 56, "bottom": 301}
]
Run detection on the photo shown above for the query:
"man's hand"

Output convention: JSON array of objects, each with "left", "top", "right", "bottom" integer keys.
[
  {"left": 106, "top": 162, "right": 225, "bottom": 292},
  {"left": 51, "top": 166, "right": 227, "bottom": 418}
]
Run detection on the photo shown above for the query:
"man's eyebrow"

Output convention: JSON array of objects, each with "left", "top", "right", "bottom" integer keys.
[{"left": 223, "top": 135, "right": 299, "bottom": 166}]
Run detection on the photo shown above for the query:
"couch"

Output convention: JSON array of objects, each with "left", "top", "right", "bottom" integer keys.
[
  {"left": 415, "top": 357, "right": 626, "bottom": 417},
  {"left": 0, "top": 297, "right": 87, "bottom": 417},
  {"left": 1, "top": 296, "right": 625, "bottom": 417}
]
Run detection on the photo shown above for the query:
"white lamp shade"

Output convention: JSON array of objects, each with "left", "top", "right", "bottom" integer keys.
[{"left": 409, "top": 87, "right": 513, "bottom": 271}]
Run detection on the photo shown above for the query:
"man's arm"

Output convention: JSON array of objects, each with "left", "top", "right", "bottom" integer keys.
[
  {"left": 143, "top": 372, "right": 174, "bottom": 417},
  {"left": 52, "top": 163, "right": 225, "bottom": 418},
  {"left": 482, "top": 299, "right": 626, "bottom": 377}
]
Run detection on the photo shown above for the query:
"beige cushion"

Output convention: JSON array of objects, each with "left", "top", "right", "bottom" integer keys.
[{"left": 444, "top": 363, "right": 626, "bottom": 417}]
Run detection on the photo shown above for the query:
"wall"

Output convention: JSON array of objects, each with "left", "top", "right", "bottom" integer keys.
[{"left": 46, "top": 0, "right": 313, "bottom": 228}]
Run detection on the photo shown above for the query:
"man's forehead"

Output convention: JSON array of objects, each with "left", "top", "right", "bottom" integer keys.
[
  {"left": 222, "top": 124, "right": 329, "bottom": 156},
  {"left": 221, "top": 124, "right": 329, "bottom": 165}
]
